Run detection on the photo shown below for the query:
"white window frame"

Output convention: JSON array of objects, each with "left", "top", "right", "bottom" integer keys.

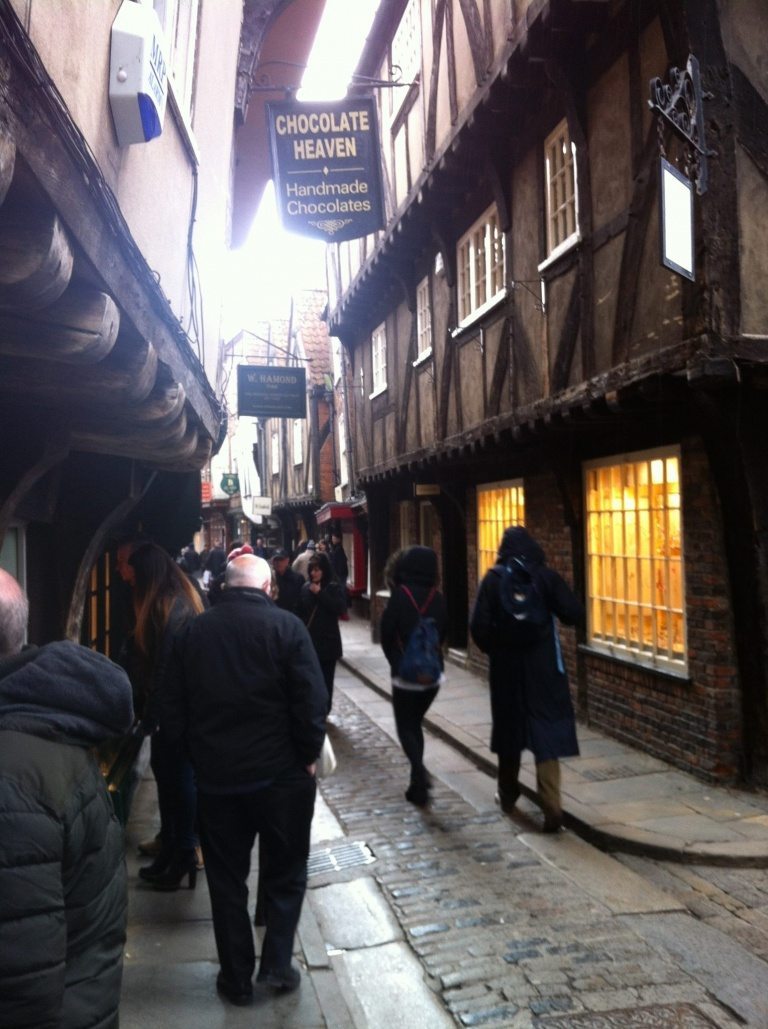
[
  {"left": 540, "top": 118, "right": 580, "bottom": 269},
  {"left": 370, "top": 321, "right": 387, "bottom": 398},
  {"left": 414, "top": 276, "right": 432, "bottom": 365},
  {"left": 337, "top": 409, "right": 349, "bottom": 488},
  {"left": 270, "top": 431, "right": 279, "bottom": 475},
  {"left": 584, "top": 446, "right": 686, "bottom": 675},
  {"left": 389, "top": 0, "right": 420, "bottom": 116},
  {"left": 456, "top": 205, "right": 506, "bottom": 328},
  {"left": 292, "top": 420, "right": 303, "bottom": 466},
  {"left": 153, "top": 0, "right": 200, "bottom": 118}
]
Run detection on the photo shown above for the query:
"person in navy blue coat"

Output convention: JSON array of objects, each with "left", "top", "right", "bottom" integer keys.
[{"left": 470, "top": 526, "right": 583, "bottom": 832}]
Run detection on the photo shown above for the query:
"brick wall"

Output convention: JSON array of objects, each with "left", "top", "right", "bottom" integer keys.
[
  {"left": 317, "top": 399, "right": 336, "bottom": 501},
  {"left": 583, "top": 437, "right": 741, "bottom": 782},
  {"left": 465, "top": 469, "right": 580, "bottom": 688},
  {"left": 463, "top": 437, "right": 742, "bottom": 783}
]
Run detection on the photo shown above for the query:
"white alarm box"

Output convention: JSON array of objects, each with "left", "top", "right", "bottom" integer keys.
[{"left": 109, "top": 0, "right": 168, "bottom": 146}]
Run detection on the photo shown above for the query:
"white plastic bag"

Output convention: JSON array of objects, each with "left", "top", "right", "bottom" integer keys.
[{"left": 317, "top": 735, "right": 337, "bottom": 778}]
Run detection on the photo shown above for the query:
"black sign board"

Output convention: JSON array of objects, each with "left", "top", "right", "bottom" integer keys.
[
  {"left": 267, "top": 96, "right": 384, "bottom": 243},
  {"left": 237, "top": 365, "right": 306, "bottom": 419}
]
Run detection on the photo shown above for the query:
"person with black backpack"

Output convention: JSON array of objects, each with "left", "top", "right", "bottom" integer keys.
[
  {"left": 380, "top": 546, "right": 447, "bottom": 808},
  {"left": 470, "top": 526, "right": 583, "bottom": 832}
]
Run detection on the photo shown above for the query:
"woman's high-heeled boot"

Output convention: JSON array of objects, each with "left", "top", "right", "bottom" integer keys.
[
  {"left": 151, "top": 850, "right": 198, "bottom": 891},
  {"left": 138, "top": 850, "right": 172, "bottom": 882}
]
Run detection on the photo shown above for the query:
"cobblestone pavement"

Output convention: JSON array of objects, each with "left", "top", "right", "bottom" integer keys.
[
  {"left": 319, "top": 683, "right": 752, "bottom": 1028},
  {"left": 616, "top": 853, "right": 768, "bottom": 965}
]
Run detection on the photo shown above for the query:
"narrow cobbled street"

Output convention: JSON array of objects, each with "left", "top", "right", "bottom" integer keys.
[
  {"left": 315, "top": 674, "right": 755, "bottom": 1028},
  {"left": 123, "top": 660, "right": 768, "bottom": 1027}
]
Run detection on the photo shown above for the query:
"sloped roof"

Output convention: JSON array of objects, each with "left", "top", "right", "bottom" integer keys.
[{"left": 294, "top": 289, "right": 331, "bottom": 388}]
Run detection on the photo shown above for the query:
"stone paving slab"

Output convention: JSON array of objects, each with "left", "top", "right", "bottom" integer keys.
[
  {"left": 332, "top": 942, "right": 454, "bottom": 1028},
  {"left": 339, "top": 618, "right": 768, "bottom": 867},
  {"left": 517, "top": 832, "right": 685, "bottom": 915}
]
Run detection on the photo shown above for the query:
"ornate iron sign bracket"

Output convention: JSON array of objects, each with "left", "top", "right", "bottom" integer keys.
[{"left": 649, "top": 54, "right": 715, "bottom": 195}]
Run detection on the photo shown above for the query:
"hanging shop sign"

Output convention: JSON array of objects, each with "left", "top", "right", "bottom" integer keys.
[
  {"left": 251, "top": 496, "right": 273, "bottom": 519},
  {"left": 220, "top": 473, "right": 240, "bottom": 497},
  {"left": 237, "top": 365, "right": 307, "bottom": 419},
  {"left": 659, "top": 158, "right": 694, "bottom": 281},
  {"left": 266, "top": 97, "right": 384, "bottom": 243}
]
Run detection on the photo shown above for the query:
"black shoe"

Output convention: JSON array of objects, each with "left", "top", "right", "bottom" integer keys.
[
  {"left": 494, "top": 791, "right": 518, "bottom": 816},
  {"left": 405, "top": 784, "right": 429, "bottom": 808},
  {"left": 216, "top": 973, "right": 253, "bottom": 1006},
  {"left": 542, "top": 813, "right": 563, "bottom": 834},
  {"left": 151, "top": 851, "right": 198, "bottom": 891},
  {"left": 257, "top": 965, "right": 301, "bottom": 992},
  {"left": 138, "top": 852, "right": 172, "bottom": 881}
]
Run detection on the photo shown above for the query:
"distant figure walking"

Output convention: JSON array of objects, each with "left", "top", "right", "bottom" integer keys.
[
  {"left": 470, "top": 526, "right": 583, "bottom": 832},
  {"left": 272, "top": 548, "right": 303, "bottom": 615},
  {"left": 291, "top": 539, "right": 315, "bottom": 581},
  {"left": 297, "top": 551, "right": 346, "bottom": 713},
  {"left": 380, "top": 546, "right": 447, "bottom": 807},
  {"left": 163, "top": 555, "right": 327, "bottom": 1006},
  {"left": 0, "top": 569, "right": 134, "bottom": 1028}
]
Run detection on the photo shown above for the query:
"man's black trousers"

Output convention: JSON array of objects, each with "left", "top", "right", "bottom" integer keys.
[{"left": 198, "top": 768, "right": 316, "bottom": 985}]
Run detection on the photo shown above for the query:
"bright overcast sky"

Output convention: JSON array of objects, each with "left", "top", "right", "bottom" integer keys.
[{"left": 225, "top": 0, "right": 381, "bottom": 331}]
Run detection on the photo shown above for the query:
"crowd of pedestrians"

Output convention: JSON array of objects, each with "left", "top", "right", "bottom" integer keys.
[{"left": 0, "top": 522, "right": 581, "bottom": 1020}]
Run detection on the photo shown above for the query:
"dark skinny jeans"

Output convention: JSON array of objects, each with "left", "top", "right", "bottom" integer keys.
[{"left": 392, "top": 685, "right": 439, "bottom": 787}]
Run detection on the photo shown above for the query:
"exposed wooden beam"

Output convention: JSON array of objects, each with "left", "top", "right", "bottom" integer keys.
[
  {"left": 0, "top": 337, "right": 158, "bottom": 405},
  {"left": 0, "top": 285, "right": 119, "bottom": 363},
  {"left": 0, "top": 129, "right": 15, "bottom": 209},
  {"left": 0, "top": 202, "right": 73, "bottom": 310}
]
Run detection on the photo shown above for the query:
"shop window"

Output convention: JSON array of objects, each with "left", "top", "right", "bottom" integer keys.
[
  {"left": 414, "top": 276, "right": 432, "bottom": 363},
  {"left": 0, "top": 524, "right": 24, "bottom": 581},
  {"left": 84, "top": 553, "right": 113, "bottom": 657},
  {"left": 584, "top": 448, "right": 685, "bottom": 671},
  {"left": 457, "top": 206, "right": 506, "bottom": 326},
  {"left": 271, "top": 431, "right": 279, "bottom": 474},
  {"left": 543, "top": 118, "right": 578, "bottom": 260},
  {"left": 477, "top": 481, "right": 525, "bottom": 580},
  {"left": 419, "top": 501, "right": 438, "bottom": 550},
  {"left": 370, "top": 321, "right": 387, "bottom": 397}
]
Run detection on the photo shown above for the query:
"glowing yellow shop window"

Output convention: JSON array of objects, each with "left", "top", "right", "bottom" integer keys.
[
  {"left": 477, "top": 481, "right": 525, "bottom": 581},
  {"left": 85, "top": 553, "right": 113, "bottom": 657},
  {"left": 584, "top": 448, "right": 685, "bottom": 670}
]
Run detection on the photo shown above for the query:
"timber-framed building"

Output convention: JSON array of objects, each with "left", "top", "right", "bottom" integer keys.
[
  {"left": 326, "top": 0, "right": 768, "bottom": 784},
  {"left": 0, "top": 0, "right": 324, "bottom": 810}
]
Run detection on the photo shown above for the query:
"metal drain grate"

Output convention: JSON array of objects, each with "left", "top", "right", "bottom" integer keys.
[{"left": 308, "top": 840, "right": 375, "bottom": 877}]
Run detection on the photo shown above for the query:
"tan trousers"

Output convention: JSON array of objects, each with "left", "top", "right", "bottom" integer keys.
[{"left": 497, "top": 753, "right": 561, "bottom": 820}]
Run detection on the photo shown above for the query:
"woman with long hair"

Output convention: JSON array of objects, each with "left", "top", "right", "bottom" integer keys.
[
  {"left": 129, "top": 543, "right": 205, "bottom": 889},
  {"left": 380, "top": 546, "right": 447, "bottom": 807},
  {"left": 297, "top": 550, "right": 346, "bottom": 713}
]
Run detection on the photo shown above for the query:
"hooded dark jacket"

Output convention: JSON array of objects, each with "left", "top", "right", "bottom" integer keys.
[
  {"left": 0, "top": 641, "right": 134, "bottom": 1029},
  {"left": 380, "top": 546, "right": 448, "bottom": 679},
  {"left": 470, "top": 527, "right": 583, "bottom": 761}
]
